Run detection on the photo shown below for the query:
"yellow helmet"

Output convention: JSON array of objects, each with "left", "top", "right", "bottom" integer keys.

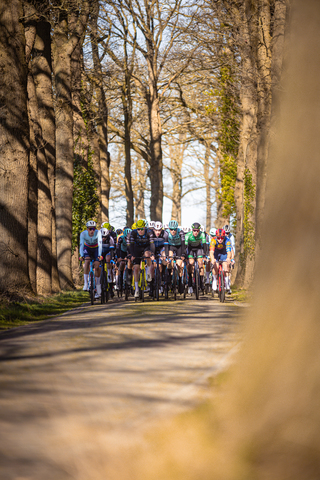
[
  {"left": 102, "top": 222, "right": 112, "bottom": 231},
  {"left": 136, "top": 219, "right": 146, "bottom": 228},
  {"left": 131, "top": 222, "right": 137, "bottom": 229}
]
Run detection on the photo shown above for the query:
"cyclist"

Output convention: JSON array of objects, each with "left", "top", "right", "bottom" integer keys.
[
  {"left": 128, "top": 219, "right": 155, "bottom": 298},
  {"left": 100, "top": 223, "right": 116, "bottom": 284},
  {"left": 210, "top": 228, "right": 232, "bottom": 293},
  {"left": 224, "top": 224, "right": 235, "bottom": 258},
  {"left": 116, "top": 227, "right": 132, "bottom": 290},
  {"left": 79, "top": 220, "right": 102, "bottom": 298},
  {"left": 202, "top": 226, "right": 211, "bottom": 288},
  {"left": 165, "top": 220, "right": 186, "bottom": 294},
  {"left": 150, "top": 221, "right": 169, "bottom": 294},
  {"left": 185, "top": 222, "right": 208, "bottom": 295}
]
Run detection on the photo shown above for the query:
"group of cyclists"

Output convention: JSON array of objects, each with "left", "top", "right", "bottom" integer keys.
[{"left": 79, "top": 219, "right": 235, "bottom": 300}]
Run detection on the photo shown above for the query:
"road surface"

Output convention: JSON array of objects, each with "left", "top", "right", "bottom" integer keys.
[{"left": 0, "top": 297, "right": 242, "bottom": 480}]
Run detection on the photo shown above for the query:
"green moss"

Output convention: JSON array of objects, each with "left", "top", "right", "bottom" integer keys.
[{"left": 0, "top": 291, "right": 89, "bottom": 330}]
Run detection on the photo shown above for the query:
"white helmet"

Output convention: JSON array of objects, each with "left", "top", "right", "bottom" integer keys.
[
  {"left": 149, "top": 221, "right": 155, "bottom": 228},
  {"left": 182, "top": 226, "right": 188, "bottom": 233},
  {"left": 224, "top": 224, "right": 231, "bottom": 234},
  {"left": 200, "top": 225, "right": 204, "bottom": 232},
  {"left": 154, "top": 221, "right": 163, "bottom": 230},
  {"left": 209, "top": 227, "right": 216, "bottom": 236},
  {"left": 86, "top": 220, "right": 96, "bottom": 227},
  {"left": 101, "top": 228, "right": 108, "bottom": 236},
  {"left": 163, "top": 223, "right": 168, "bottom": 229}
]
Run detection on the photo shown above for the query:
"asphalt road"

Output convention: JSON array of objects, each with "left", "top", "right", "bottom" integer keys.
[{"left": 0, "top": 296, "right": 242, "bottom": 480}]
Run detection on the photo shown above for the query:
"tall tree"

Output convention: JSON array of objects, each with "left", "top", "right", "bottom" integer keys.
[
  {"left": 52, "top": 0, "right": 89, "bottom": 289},
  {"left": 0, "top": 0, "right": 30, "bottom": 293}
]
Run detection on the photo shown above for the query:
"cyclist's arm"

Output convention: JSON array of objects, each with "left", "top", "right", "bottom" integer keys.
[{"left": 79, "top": 231, "right": 85, "bottom": 258}]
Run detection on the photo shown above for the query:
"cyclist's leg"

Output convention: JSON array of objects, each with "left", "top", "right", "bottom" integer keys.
[
  {"left": 205, "top": 258, "right": 211, "bottom": 284},
  {"left": 197, "top": 248, "right": 205, "bottom": 289}
]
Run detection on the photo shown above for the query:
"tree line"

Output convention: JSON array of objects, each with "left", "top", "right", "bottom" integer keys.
[{"left": 0, "top": 0, "right": 288, "bottom": 295}]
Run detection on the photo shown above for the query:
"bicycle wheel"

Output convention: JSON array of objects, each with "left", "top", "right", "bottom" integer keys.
[
  {"left": 124, "top": 269, "right": 129, "bottom": 301},
  {"left": 172, "top": 267, "right": 177, "bottom": 301},
  {"left": 195, "top": 266, "right": 199, "bottom": 300},
  {"left": 219, "top": 271, "right": 225, "bottom": 303},
  {"left": 101, "top": 269, "right": 106, "bottom": 304},
  {"left": 164, "top": 268, "right": 169, "bottom": 300},
  {"left": 90, "top": 271, "right": 95, "bottom": 305},
  {"left": 156, "top": 266, "right": 160, "bottom": 301}
]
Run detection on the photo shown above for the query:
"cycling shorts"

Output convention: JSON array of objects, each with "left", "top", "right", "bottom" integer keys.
[
  {"left": 214, "top": 253, "right": 228, "bottom": 262},
  {"left": 168, "top": 245, "right": 183, "bottom": 257},
  {"left": 132, "top": 245, "right": 150, "bottom": 265},
  {"left": 83, "top": 245, "right": 99, "bottom": 262},
  {"left": 187, "top": 247, "right": 204, "bottom": 258},
  {"left": 118, "top": 250, "right": 127, "bottom": 260},
  {"left": 102, "top": 244, "right": 114, "bottom": 257}
]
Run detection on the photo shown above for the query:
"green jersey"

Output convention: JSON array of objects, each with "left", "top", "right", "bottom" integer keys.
[{"left": 185, "top": 231, "right": 206, "bottom": 248}]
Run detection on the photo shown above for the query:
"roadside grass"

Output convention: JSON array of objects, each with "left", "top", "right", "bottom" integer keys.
[
  {"left": 0, "top": 290, "right": 89, "bottom": 331},
  {"left": 231, "top": 286, "right": 250, "bottom": 303}
]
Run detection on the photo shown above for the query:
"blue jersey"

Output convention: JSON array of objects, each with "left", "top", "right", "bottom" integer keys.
[
  {"left": 79, "top": 230, "right": 102, "bottom": 257},
  {"left": 154, "top": 230, "right": 169, "bottom": 251}
]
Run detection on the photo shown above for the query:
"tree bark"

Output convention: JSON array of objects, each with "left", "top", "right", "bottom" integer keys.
[
  {"left": 234, "top": 4, "right": 258, "bottom": 286},
  {"left": 146, "top": 79, "right": 163, "bottom": 221},
  {"left": 34, "top": 20, "right": 60, "bottom": 292},
  {"left": 0, "top": 0, "right": 31, "bottom": 293},
  {"left": 123, "top": 73, "right": 134, "bottom": 226},
  {"left": 204, "top": 144, "right": 212, "bottom": 232},
  {"left": 25, "top": 15, "right": 38, "bottom": 294},
  {"left": 90, "top": 1, "right": 110, "bottom": 223},
  {"left": 32, "top": 22, "right": 54, "bottom": 294},
  {"left": 52, "top": 1, "right": 89, "bottom": 289}
]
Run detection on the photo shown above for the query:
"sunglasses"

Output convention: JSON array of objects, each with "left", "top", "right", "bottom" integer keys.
[
  {"left": 170, "top": 228, "right": 177, "bottom": 231},
  {"left": 217, "top": 236, "right": 224, "bottom": 240},
  {"left": 193, "top": 229, "right": 200, "bottom": 232},
  {"left": 88, "top": 227, "right": 96, "bottom": 231},
  {"left": 137, "top": 228, "right": 145, "bottom": 231}
]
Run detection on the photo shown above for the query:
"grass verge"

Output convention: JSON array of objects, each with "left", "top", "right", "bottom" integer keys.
[{"left": 0, "top": 290, "right": 89, "bottom": 331}]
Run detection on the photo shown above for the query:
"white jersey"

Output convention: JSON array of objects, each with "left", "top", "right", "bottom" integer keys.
[
  {"left": 80, "top": 230, "right": 102, "bottom": 257},
  {"left": 228, "top": 233, "right": 235, "bottom": 255}
]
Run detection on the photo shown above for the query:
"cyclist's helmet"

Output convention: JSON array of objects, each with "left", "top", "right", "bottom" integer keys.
[
  {"left": 209, "top": 227, "right": 216, "bottom": 236},
  {"left": 154, "top": 221, "right": 163, "bottom": 230},
  {"left": 191, "top": 222, "right": 201, "bottom": 230},
  {"left": 86, "top": 220, "right": 96, "bottom": 228},
  {"left": 200, "top": 225, "right": 204, "bottom": 232},
  {"left": 101, "top": 228, "right": 108, "bottom": 236},
  {"left": 110, "top": 225, "right": 115, "bottom": 232},
  {"left": 216, "top": 228, "right": 226, "bottom": 237},
  {"left": 131, "top": 222, "right": 137, "bottom": 229},
  {"left": 168, "top": 220, "right": 179, "bottom": 229},
  {"left": 163, "top": 223, "right": 168, "bottom": 229},
  {"left": 101, "top": 222, "right": 112, "bottom": 230},
  {"left": 224, "top": 224, "right": 231, "bottom": 234},
  {"left": 149, "top": 221, "right": 155, "bottom": 228},
  {"left": 116, "top": 228, "right": 123, "bottom": 235},
  {"left": 123, "top": 227, "right": 132, "bottom": 237},
  {"left": 182, "top": 226, "right": 188, "bottom": 233},
  {"left": 136, "top": 219, "right": 146, "bottom": 228}
]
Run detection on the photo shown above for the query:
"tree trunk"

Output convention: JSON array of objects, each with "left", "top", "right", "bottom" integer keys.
[
  {"left": 33, "top": 24, "right": 53, "bottom": 294},
  {"left": 204, "top": 144, "right": 212, "bottom": 232},
  {"left": 25, "top": 17, "right": 38, "bottom": 294},
  {"left": 234, "top": 6, "right": 258, "bottom": 286},
  {"left": 72, "top": 41, "right": 89, "bottom": 169},
  {"left": 123, "top": 73, "right": 134, "bottom": 226},
  {"left": 0, "top": 0, "right": 31, "bottom": 293},
  {"left": 134, "top": 159, "right": 147, "bottom": 220},
  {"left": 90, "top": 1, "right": 110, "bottom": 223},
  {"left": 52, "top": 14, "right": 75, "bottom": 290},
  {"left": 255, "top": 0, "right": 272, "bottom": 253},
  {"left": 35, "top": 20, "right": 60, "bottom": 292}
]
